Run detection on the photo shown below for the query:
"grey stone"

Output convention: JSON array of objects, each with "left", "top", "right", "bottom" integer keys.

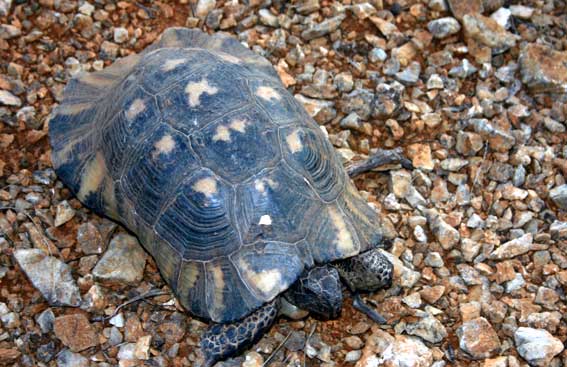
[
  {"left": 490, "top": 233, "right": 534, "bottom": 260},
  {"left": 93, "top": 234, "right": 147, "bottom": 286},
  {"left": 514, "top": 327, "right": 564, "bottom": 367},
  {"left": 195, "top": 0, "right": 216, "bottom": 18},
  {"left": 549, "top": 185, "right": 567, "bottom": 210},
  {"left": 0, "top": 90, "right": 21, "bottom": 107},
  {"left": 405, "top": 315, "right": 448, "bottom": 343},
  {"left": 395, "top": 61, "right": 421, "bottom": 85},
  {"left": 36, "top": 308, "right": 55, "bottom": 334},
  {"left": 301, "top": 14, "right": 346, "bottom": 41},
  {"left": 113, "top": 27, "right": 129, "bottom": 44},
  {"left": 0, "top": 24, "right": 20, "bottom": 39},
  {"left": 427, "top": 17, "right": 461, "bottom": 38},
  {"left": 0, "top": 0, "right": 12, "bottom": 16},
  {"left": 14, "top": 249, "right": 81, "bottom": 306},
  {"left": 56, "top": 349, "right": 89, "bottom": 367}
]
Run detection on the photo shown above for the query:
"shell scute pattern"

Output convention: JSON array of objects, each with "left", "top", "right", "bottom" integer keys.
[
  {"left": 156, "top": 64, "right": 250, "bottom": 135},
  {"left": 49, "top": 28, "right": 385, "bottom": 325},
  {"left": 139, "top": 48, "right": 212, "bottom": 94},
  {"left": 248, "top": 78, "right": 301, "bottom": 124},
  {"left": 154, "top": 169, "right": 239, "bottom": 261},
  {"left": 119, "top": 124, "right": 200, "bottom": 226},
  {"left": 231, "top": 241, "right": 304, "bottom": 302},
  {"left": 191, "top": 105, "right": 281, "bottom": 183},
  {"left": 235, "top": 164, "right": 321, "bottom": 245},
  {"left": 279, "top": 126, "right": 346, "bottom": 202}
]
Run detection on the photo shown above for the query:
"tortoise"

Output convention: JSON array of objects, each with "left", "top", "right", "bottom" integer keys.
[{"left": 49, "top": 27, "right": 395, "bottom": 366}]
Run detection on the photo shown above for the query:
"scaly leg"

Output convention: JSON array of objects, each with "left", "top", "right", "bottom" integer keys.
[
  {"left": 200, "top": 300, "right": 278, "bottom": 367},
  {"left": 346, "top": 147, "right": 413, "bottom": 177},
  {"left": 334, "top": 248, "right": 393, "bottom": 324}
]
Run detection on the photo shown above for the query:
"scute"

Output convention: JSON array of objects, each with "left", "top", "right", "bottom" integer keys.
[
  {"left": 156, "top": 65, "right": 249, "bottom": 135},
  {"left": 191, "top": 106, "right": 280, "bottom": 183},
  {"left": 154, "top": 169, "right": 239, "bottom": 261},
  {"left": 232, "top": 241, "right": 304, "bottom": 303},
  {"left": 120, "top": 124, "right": 200, "bottom": 225},
  {"left": 140, "top": 48, "right": 213, "bottom": 94},
  {"left": 248, "top": 79, "right": 301, "bottom": 124},
  {"left": 280, "top": 126, "right": 346, "bottom": 202},
  {"left": 234, "top": 163, "right": 320, "bottom": 244}
]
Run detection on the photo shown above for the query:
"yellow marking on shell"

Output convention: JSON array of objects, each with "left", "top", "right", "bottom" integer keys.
[
  {"left": 212, "top": 125, "right": 231, "bottom": 142},
  {"left": 162, "top": 58, "right": 187, "bottom": 72},
  {"left": 212, "top": 118, "right": 248, "bottom": 143},
  {"left": 193, "top": 177, "right": 218, "bottom": 197},
  {"left": 230, "top": 118, "right": 248, "bottom": 132},
  {"left": 255, "top": 178, "right": 277, "bottom": 194},
  {"left": 211, "top": 265, "right": 225, "bottom": 308},
  {"left": 77, "top": 152, "right": 107, "bottom": 201},
  {"left": 56, "top": 102, "right": 92, "bottom": 116},
  {"left": 239, "top": 259, "right": 283, "bottom": 297},
  {"left": 102, "top": 178, "right": 118, "bottom": 220},
  {"left": 286, "top": 130, "right": 303, "bottom": 153},
  {"left": 79, "top": 72, "right": 116, "bottom": 88},
  {"left": 185, "top": 79, "right": 219, "bottom": 107},
  {"left": 256, "top": 86, "right": 281, "bottom": 101},
  {"left": 328, "top": 206, "right": 357, "bottom": 256},
  {"left": 180, "top": 261, "right": 200, "bottom": 290},
  {"left": 126, "top": 99, "right": 146, "bottom": 120},
  {"left": 216, "top": 51, "right": 241, "bottom": 64},
  {"left": 153, "top": 134, "right": 176, "bottom": 156},
  {"left": 255, "top": 179, "right": 266, "bottom": 193}
]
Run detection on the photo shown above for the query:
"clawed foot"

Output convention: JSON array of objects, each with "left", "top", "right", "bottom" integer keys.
[{"left": 352, "top": 293, "right": 388, "bottom": 324}]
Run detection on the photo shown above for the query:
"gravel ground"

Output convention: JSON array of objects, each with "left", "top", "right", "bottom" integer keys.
[{"left": 1, "top": 0, "right": 567, "bottom": 366}]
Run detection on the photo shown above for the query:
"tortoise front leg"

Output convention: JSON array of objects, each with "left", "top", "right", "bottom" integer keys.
[
  {"left": 200, "top": 300, "right": 278, "bottom": 367},
  {"left": 346, "top": 147, "right": 413, "bottom": 177},
  {"left": 334, "top": 248, "right": 393, "bottom": 324}
]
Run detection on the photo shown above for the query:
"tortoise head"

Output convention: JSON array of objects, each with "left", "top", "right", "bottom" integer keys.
[{"left": 283, "top": 265, "right": 343, "bottom": 319}]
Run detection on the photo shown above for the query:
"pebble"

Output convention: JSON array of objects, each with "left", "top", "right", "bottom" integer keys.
[
  {"left": 13, "top": 249, "right": 81, "bottom": 306},
  {"left": 54, "top": 314, "right": 98, "bottom": 352},
  {"left": 195, "top": 0, "right": 216, "bottom": 18},
  {"left": 242, "top": 351, "right": 263, "bottom": 367},
  {"left": 462, "top": 14, "right": 518, "bottom": 54},
  {"left": 301, "top": 14, "right": 346, "bottom": 41},
  {"left": 405, "top": 315, "right": 448, "bottom": 343},
  {"left": 395, "top": 61, "right": 421, "bottom": 85},
  {"left": 489, "top": 233, "right": 535, "bottom": 260},
  {"left": 0, "top": 24, "right": 20, "bottom": 39},
  {"left": 370, "top": 335, "right": 433, "bottom": 367},
  {"left": 427, "top": 17, "right": 461, "bottom": 39},
  {"left": 509, "top": 5, "right": 534, "bottom": 19},
  {"left": 447, "top": 0, "right": 483, "bottom": 20},
  {"left": 490, "top": 8, "right": 512, "bottom": 29},
  {"left": 0, "top": 90, "right": 21, "bottom": 107},
  {"left": 113, "top": 27, "right": 129, "bottom": 43},
  {"left": 56, "top": 349, "right": 89, "bottom": 367},
  {"left": 425, "top": 210, "right": 460, "bottom": 250},
  {"left": 54, "top": 200, "right": 75, "bottom": 227},
  {"left": 0, "top": 0, "right": 11, "bottom": 16},
  {"left": 549, "top": 184, "right": 567, "bottom": 210},
  {"left": 93, "top": 234, "right": 147, "bottom": 286},
  {"left": 77, "top": 222, "right": 106, "bottom": 254},
  {"left": 457, "top": 317, "right": 501, "bottom": 359},
  {"left": 514, "top": 327, "right": 564, "bottom": 367},
  {"left": 519, "top": 44, "right": 567, "bottom": 93},
  {"left": 36, "top": 308, "right": 55, "bottom": 334},
  {"left": 78, "top": 2, "right": 94, "bottom": 16}
]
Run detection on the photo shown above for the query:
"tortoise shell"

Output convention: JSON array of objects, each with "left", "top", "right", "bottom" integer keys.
[{"left": 49, "top": 28, "right": 386, "bottom": 323}]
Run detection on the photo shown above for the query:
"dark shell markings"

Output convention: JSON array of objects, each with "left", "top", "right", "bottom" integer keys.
[{"left": 48, "top": 27, "right": 393, "bottom": 365}]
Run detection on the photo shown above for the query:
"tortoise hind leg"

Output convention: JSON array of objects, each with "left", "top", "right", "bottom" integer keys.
[{"left": 200, "top": 300, "right": 278, "bottom": 367}]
